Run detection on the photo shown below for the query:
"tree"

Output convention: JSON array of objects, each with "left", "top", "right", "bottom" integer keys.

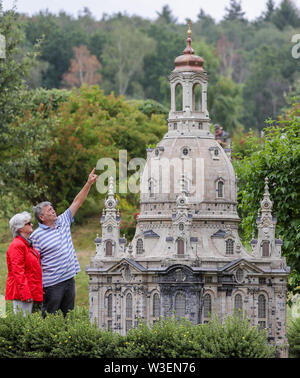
[
  {"left": 156, "top": 5, "right": 177, "bottom": 24},
  {"left": 0, "top": 2, "right": 37, "bottom": 152},
  {"left": 272, "top": 0, "right": 300, "bottom": 29},
  {"left": 234, "top": 103, "right": 300, "bottom": 294},
  {"left": 101, "top": 17, "right": 155, "bottom": 96},
  {"left": 142, "top": 22, "right": 182, "bottom": 102},
  {"left": 215, "top": 34, "right": 237, "bottom": 79},
  {"left": 24, "top": 10, "right": 88, "bottom": 88},
  {"left": 242, "top": 43, "right": 294, "bottom": 130},
  {"left": 62, "top": 45, "right": 102, "bottom": 88},
  {"left": 0, "top": 1, "right": 45, "bottom": 212},
  {"left": 224, "top": 0, "right": 246, "bottom": 21},
  {"left": 4, "top": 86, "right": 167, "bottom": 218},
  {"left": 262, "top": 0, "right": 276, "bottom": 22},
  {"left": 209, "top": 76, "right": 243, "bottom": 133}
]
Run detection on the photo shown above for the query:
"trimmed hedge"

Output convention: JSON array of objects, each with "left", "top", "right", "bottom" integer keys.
[{"left": 0, "top": 308, "right": 277, "bottom": 358}]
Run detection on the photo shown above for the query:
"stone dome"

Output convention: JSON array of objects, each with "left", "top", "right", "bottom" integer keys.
[{"left": 139, "top": 135, "right": 239, "bottom": 222}]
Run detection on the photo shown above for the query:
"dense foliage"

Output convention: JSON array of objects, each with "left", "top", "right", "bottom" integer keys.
[
  {"left": 0, "top": 308, "right": 278, "bottom": 358},
  {"left": 288, "top": 316, "right": 300, "bottom": 358},
  {"left": 0, "top": 85, "right": 166, "bottom": 220},
  {"left": 233, "top": 104, "right": 300, "bottom": 293},
  {"left": 6, "top": 0, "right": 300, "bottom": 132}
]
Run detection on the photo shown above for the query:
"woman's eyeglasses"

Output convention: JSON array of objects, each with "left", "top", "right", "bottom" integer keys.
[{"left": 25, "top": 222, "right": 33, "bottom": 226}]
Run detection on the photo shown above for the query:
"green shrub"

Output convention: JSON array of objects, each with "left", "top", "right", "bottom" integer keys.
[
  {"left": 0, "top": 309, "right": 276, "bottom": 358},
  {"left": 197, "top": 313, "right": 276, "bottom": 358},
  {"left": 117, "top": 317, "right": 198, "bottom": 358},
  {"left": 49, "top": 308, "right": 122, "bottom": 358},
  {"left": 287, "top": 317, "right": 300, "bottom": 358},
  {"left": 117, "top": 313, "right": 275, "bottom": 358},
  {"left": 20, "top": 311, "right": 68, "bottom": 357},
  {"left": 0, "top": 311, "right": 28, "bottom": 357}
]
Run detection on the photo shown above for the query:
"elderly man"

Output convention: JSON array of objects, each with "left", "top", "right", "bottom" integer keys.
[{"left": 31, "top": 168, "right": 98, "bottom": 317}]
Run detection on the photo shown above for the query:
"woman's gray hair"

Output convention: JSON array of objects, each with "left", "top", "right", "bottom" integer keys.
[
  {"left": 9, "top": 212, "right": 32, "bottom": 238},
  {"left": 33, "top": 201, "right": 52, "bottom": 223}
]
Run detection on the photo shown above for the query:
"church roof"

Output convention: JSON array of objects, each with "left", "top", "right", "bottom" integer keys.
[
  {"left": 174, "top": 22, "right": 204, "bottom": 72},
  {"left": 143, "top": 229, "right": 160, "bottom": 238}
]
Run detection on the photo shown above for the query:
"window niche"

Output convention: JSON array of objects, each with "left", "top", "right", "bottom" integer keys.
[
  {"left": 174, "top": 292, "right": 186, "bottom": 319},
  {"left": 152, "top": 293, "right": 160, "bottom": 318},
  {"left": 107, "top": 293, "right": 113, "bottom": 330},
  {"left": 177, "top": 238, "right": 185, "bottom": 255},
  {"left": 258, "top": 294, "right": 267, "bottom": 330},
  {"left": 193, "top": 83, "right": 202, "bottom": 112},
  {"left": 175, "top": 83, "right": 183, "bottom": 111},
  {"left": 225, "top": 239, "right": 234, "bottom": 255},
  {"left": 216, "top": 178, "right": 225, "bottom": 198},
  {"left": 234, "top": 294, "right": 243, "bottom": 315},
  {"left": 261, "top": 240, "right": 270, "bottom": 257},
  {"left": 148, "top": 178, "right": 156, "bottom": 198},
  {"left": 125, "top": 293, "right": 133, "bottom": 333},
  {"left": 203, "top": 293, "right": 212, "bottom": 322},
  {"left": 105, "top": 240, "right": 113, "bottom": 256},
  {"left": 136, "top": 238, "right": 144, "bottom": 255}
]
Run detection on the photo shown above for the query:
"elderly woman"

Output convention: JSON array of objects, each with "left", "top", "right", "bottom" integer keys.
[{"left": 5, "top": 211, "right": 43, "bottom": 315}]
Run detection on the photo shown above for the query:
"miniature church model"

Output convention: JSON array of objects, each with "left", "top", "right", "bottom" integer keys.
[{"left": 86, "top": 25, "right": 289, "bottom": 357}]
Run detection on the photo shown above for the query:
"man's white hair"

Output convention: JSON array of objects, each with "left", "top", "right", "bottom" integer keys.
[{"left": 9, "top": 211, "right": 32, "bottom": 238}]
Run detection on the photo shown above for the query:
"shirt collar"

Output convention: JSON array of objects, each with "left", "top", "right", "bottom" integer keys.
[
  {"left": 38, "top": 221, "right": 60, "bottom": 229},
  {"left": 38, "top": 222, "right": 50, "bottom": 229}
]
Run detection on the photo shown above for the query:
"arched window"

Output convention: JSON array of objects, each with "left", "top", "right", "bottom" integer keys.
[
  {"left": 125, "top": 293, "right": 133, "bottom": 332},
  {"left": 258, "top": 294, "right": 267, "bottom": 330},
  {"left": 226, "top": 239, "right": 234, "bottom": 255},
  {"left": 258, "top": 294, "right": 266, "bottom": 318},
  {"left": 153, "top": 293, "right": 160, "bottom": 318},
  {"left": 262, "top": 241, "right": 270, "bottom": 257},
  {"left": 203, "top": 294, "right": 212, "bottom": 320},
  {"left": 107, "top": 293, "right": 113, "bottom": 330},
  {"left": 175, "top": 292, "right": 186, "bottom": 319},
  {"left": 234, "top": 294, "right": 243, "bottom": 314},
  {"left": 126, "top": 293, "right": 133, "bottom": 318},
  {"left": 177, "top": 239, "right": 184, "bottom": 255},
  {"left": 217, "top": 180, "right": 224, "bottom": 198},
  {"left": 106, "top": 240, "right": 112, "bottom": 256},
  {"left": 193, "top": 83, "right": 202, "bottom": 112},
  {"left": 235, "top": 269, "right": 244, "bottom": 283},
  {"left": 107, "top": 293, "right": 113, "bottom": 317},
  {"left": 136, "top": 239, "right": 143, "bottom": 254},
  {"left": 175, "top": 83, "right": 183, "bottom": 111},
  {"left": 149, "top": 178, "right": 155, "bottom": 197}
]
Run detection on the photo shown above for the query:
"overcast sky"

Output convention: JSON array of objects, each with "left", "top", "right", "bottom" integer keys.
[{"left": 2, "top": 0, "right": 300, "bottom": 23}]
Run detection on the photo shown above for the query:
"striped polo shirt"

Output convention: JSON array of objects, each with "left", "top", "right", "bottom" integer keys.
[{"left": 30, "top": 208, "right": 80, "bottom": 288}]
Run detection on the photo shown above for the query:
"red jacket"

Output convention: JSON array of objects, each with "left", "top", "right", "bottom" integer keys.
[{"left": 5, "top": 235, "right": 43, "bottom": 302}]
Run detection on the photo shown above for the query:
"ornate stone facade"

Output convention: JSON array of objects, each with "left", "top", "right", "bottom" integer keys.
[{"left": 86, "top": 29, "right": 289, "bottom": 357}]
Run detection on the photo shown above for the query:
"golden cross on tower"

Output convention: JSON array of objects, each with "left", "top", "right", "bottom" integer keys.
[{"left": 187, "top": 20, "right": 192, "bottom": 37}]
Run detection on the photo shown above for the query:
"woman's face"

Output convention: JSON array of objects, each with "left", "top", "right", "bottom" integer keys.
[{"left": 19, "top": 221, "right": 33, "bottom": 236}]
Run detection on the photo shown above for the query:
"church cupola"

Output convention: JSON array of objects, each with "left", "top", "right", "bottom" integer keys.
[
  {"left": 174, "top": 21, "right": 204, "bottom": 72},
  {"left": 168, "top": 21, "right": 211, "bottom": 138}
]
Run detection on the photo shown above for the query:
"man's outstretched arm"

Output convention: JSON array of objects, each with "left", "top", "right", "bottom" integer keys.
[{"left": 69, "top": 168, "right": 98, "bottom": 217}]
